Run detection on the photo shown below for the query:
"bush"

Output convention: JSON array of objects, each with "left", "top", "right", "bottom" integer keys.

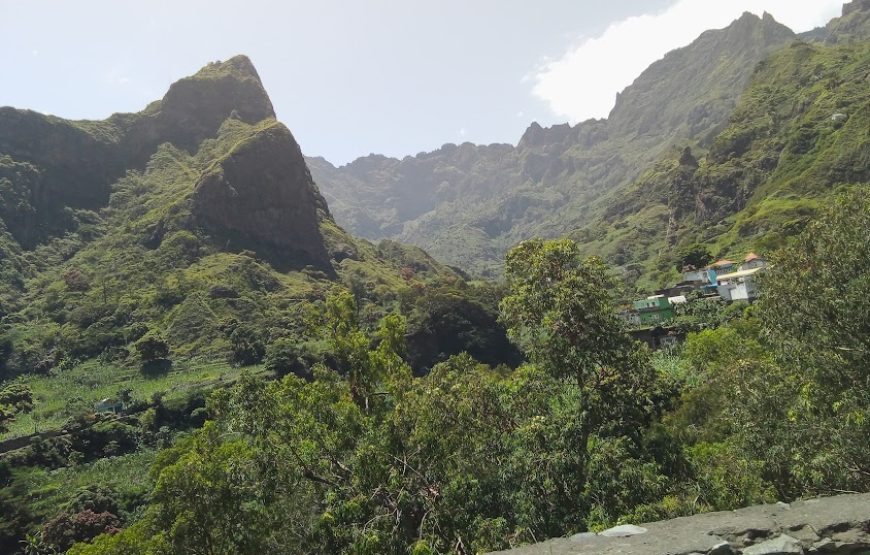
[
  {"left": 263, "top": 338, "right": 305, "bottom": 377},
  {"left": 134, "top": 330, "right": 169, "bottom": 363},
  {"left": 43, "top": 510, "right": 121, "bottom": 551},
  {"left": 228, "top": 324, "right": 265, "bottom": 366}
]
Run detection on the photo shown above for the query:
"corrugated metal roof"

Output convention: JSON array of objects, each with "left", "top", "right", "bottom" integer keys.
[
  {"left": 716, "top": 267, "right": 764, "bottom": 281},
  {"left": 707, "top": 259, "right": 736, "bottom": 268}
]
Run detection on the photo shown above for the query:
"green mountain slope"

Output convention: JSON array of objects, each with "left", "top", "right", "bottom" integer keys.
[
  {"left": 577, "top": 36, "right": 869, "bottom": 289},
  {"left": 311, "top": 12, "right": 797, "bottom": 276},
  {"left": 0, "top": 57, "right": 459, "bottom": 379}
]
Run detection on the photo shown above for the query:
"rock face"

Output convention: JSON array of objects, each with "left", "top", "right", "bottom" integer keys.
[
  {"left": 310, "top": 12, "right": 797, "bottom": 276},
  {"left": 822, "top": 0, "right": 870, "bottom": 43},
  {"left": 0, "top": 55, "right": 275, "bottom": 246},
  {"left": 0, "top": 54, "right": 338, "bottom": 273},
  {"left": 192, "top": 122, "right": 332, "bottom": 270},
  {"left": 486, "top": 493, "right": 870, "bottom": 555},
  {"left": 120, "top": 55, "right": 276, "bottom": 167}
]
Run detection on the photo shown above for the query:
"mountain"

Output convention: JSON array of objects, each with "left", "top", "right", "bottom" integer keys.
[
  {"left": 821, "top": 0, "right": 870, "bottom": 43},
  {"left": 0, "top": 56, "right": 460, "bottom": 377},
  {"left": 576, "top": 31, "right": 869, "bottom": 289},
  {"left": 0, "top": 56, "right": 275, "bottom": 248},
  {"left": 310, "top": 12, "right": 797, "bottom": 276}
]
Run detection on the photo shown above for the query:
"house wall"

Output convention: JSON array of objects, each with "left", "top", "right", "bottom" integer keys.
[
  {"left": 717, "top": 277, "right": 758, "bottom": 301},
  {"left": 682, "top": 270, "right": 707, "bottom": 283},
  {"left": 739, "top": 259, "right": 766, "bottom": 271},
  {"left": 639, "top": 307, "right": 674, "bottom": 324}
]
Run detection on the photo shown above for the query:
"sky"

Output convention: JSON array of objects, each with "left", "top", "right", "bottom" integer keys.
[{"left": 0, "top": 0, "right": 844, "bottom": 165}]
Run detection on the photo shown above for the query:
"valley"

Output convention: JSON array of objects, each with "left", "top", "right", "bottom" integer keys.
[{"left": 0, "top": 2, "right": 868, "bottom": 554}]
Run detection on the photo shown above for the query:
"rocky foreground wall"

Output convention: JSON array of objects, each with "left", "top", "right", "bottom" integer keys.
[{"left": 487, "top": 493, "right": 870, "bottom": 555}]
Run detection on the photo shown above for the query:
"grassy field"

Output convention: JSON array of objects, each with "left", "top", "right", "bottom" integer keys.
[{"left": 1, "top": 358, "right": 268, "bottom": 441}]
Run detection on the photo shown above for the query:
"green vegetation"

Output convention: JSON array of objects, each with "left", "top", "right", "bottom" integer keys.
[
  {"left": 0, "top": 55, "right": 519, "bottom": 554},
  {"left": 0, "top": 383, "right": 32, "bottom": 434},
  {"left": 55, "top": 192, "right": 870, "bottom": 553},
  {"left": 0, "top": 360, "right": 267, "bottom": 441},
  {"left": 2, "top": 451, "right": 157, "bottom": 553},
  {"left": 0, "top": 7, "right": 868, "bottom": 553},
  {"left": 64, "top": 252, "right": 678, "bottom": 554},
  {"left": 575, "top": 37, "right": 869, "bottom": 289}
]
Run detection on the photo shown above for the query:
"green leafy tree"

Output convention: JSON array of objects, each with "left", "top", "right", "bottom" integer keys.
[
  {"left": 228, "top": 324, "right": 265, "bottom": 366},
  {"left": 499, "top": 239, "right": 670, "bottom": 532},
  {"left": 753, "top": 190, "right": 870, "bottom": 493},
  {"left": 133, "top": 331, "right": 169, "bottom": 363},
  {"left": 317, "top": 291, "right": 410, "bottom": 411},
  {"left": 263, "top": 338, "right": 304, "bottom": 377},
  {"left": 675, "top": 243, "right": 712, "bottom": 271}
]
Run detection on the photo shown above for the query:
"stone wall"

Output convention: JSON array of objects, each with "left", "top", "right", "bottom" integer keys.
[{"left": 487, "top": 493, "right": 870, "bottom": 555}]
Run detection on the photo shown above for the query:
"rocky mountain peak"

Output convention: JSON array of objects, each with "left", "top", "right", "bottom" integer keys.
[
  {"left": 156, "top": 55, "right": 275, "bottom": 126},
  {"left": 605, "top": 10, "right": 794, "bottom": 138},
  {"left": 192, "top": 121, "right": 333, "bottom": 271},
  {"left": 843, "top": 0, "right": 870, "bottom": 16},
  {"left": 122, "top": 55, "right": 276, "bottom": 164},
  {"left": 822, "top": 0, "right": 870, "bottom": 42}
]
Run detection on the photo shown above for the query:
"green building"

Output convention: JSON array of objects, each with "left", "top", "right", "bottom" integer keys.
[{"left": 632, "top": 296, "right": 675, "bottom": 325}]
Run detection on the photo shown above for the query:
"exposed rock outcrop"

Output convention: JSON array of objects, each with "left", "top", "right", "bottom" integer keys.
[
  {"left": 119, "top": 55, "right": 276, "bottom": 167},
  {"left": 311, "top": 12, "right": 798, "bottom": 275},
  {"left": 486, "top": 494, "right": 870, "bottom": 555},
  {"left": 192, "top": 121, "right": 333, "bottom": 271},
  {"left": 0, "top": 55, "right": 274, "bottom": 245}
]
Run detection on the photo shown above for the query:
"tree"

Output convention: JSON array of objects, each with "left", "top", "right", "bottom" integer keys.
[
  {"left": 499, "top": 239, "right": 669, "bottom": 531},
  {"left": 500, "top": 239, "right": 647, "bottom": 386},
  {"left": 42, "top": 510, "right": 121, "bottom": 552},
  {"left": 228, "top": 325, "right": 265, "bottom": 366},
  {"left": 133, "top": 331, "right": 169, "bottom": 363},
  {"left": 754, "top": 190, "right": 870, "bottom": 493},
  {"left": 317, "top": 290, "right": 410, "bottom": 411},
  {"left": 675, "top": 243, "right": 712, "bottom": 271},
  {"left": 263, "top": 338, "right": 304, "bottom": 377}
]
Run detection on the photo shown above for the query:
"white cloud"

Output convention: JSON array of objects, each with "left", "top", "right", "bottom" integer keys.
[{"left": 532, "top": 0, "right": 843, "bottom": 123}]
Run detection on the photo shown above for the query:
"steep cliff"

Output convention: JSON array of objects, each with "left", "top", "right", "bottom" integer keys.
[
  {"left": 311, "top": 12, "right": 797, "bottom": 276},
  {"left": 576, "top": 35, "right": 870, "bottom": 289},
  {"left": 0, "top": 55, "right": 275, "bottom": 247},
  {"left": 192, "top": 122, "right": 331, "bottom": 270},
  {"left": 0, "top": 57, "right": 458, "bottom": 368}
]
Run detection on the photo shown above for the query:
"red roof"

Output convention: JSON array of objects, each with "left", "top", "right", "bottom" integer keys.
[{"left": 744, "top": 252, "right": 761, "bottom": 261}]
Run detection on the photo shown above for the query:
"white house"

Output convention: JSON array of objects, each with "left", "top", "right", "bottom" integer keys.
[
  {"left": 680, "top": 265, "right": 708, "bottom": 285},
  {"left": 739, "top": 252, "right": 766, "bottom": 271},
  {"left": 716, "top": 266, "right": 764, "bottom": 301}
]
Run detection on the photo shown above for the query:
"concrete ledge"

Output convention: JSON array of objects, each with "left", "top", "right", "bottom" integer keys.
[{"left": 486, "top": 493, "right": 870, "bottom": 555}]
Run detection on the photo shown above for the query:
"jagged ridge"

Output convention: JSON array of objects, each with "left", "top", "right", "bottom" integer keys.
[{"left": 311, "top": 12, "right": 797, "bottom": 276}]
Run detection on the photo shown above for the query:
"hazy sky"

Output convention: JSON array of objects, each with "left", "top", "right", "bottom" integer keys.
[{"left": 0, "top": 0, "right": 844, "bottom": 164}]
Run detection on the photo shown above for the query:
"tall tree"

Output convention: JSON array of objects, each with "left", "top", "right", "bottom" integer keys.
[
  {"left": 755, "top": 190, "right": 870, "bottom": 492},
  {"left": 499, "top": 239, "right": 667, "bottom": 530}
]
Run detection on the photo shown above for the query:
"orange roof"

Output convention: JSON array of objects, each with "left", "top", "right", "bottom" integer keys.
[{"left": 744, "top": 252, "right": 761, "bottom": 261}]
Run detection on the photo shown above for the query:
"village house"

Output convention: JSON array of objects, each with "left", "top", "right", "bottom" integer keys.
[
  {"left": 739, "top": 252, "right": 766, "bottom": 271},
  {"left": 715, "top": 253, "right": 767, "bottom": 301},
  {"left": 620, "top": 251, "right": 768, "bottom": 343},
  {"left": 679, "top": 264, "right": 708, "bottom": 285},
  {"left": 632, "top": 295, "right": 675, "bottom": 325}
]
